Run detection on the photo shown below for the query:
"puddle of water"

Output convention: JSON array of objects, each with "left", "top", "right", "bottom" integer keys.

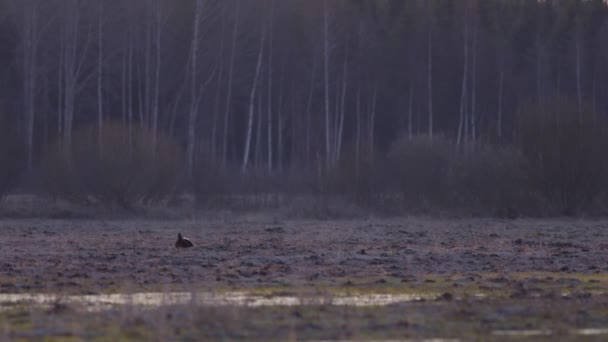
[
  {"left": 573, "top": 328, "right": 608, "bottom": 336},
  {"left": 0, "top": 292, "right": 434, "bottom": 312},
  {"left": 311, "top": 340, "right": 460, "bottom": 342},
  {"left": 492, "top": 329, "right": 553, "bottom": 337},
  {"left": 493, "top": 328, "right": 608, "bottom": 337},
  {"left": 5, "top": 292, "right": 608, "bottom": 339}
]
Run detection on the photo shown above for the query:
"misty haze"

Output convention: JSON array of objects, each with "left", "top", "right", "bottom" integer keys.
[{"left": 1, "top": 0, "right": 608, "bottom": 340}]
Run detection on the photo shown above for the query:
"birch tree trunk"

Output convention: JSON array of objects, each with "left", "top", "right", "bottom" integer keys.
[
  {"left": 151, "top": 0, "right": 162, "bottom": 146},
  {"left": 323, "top": 0, "right": 333, "bottom": 166},
  {"left": 535, "top": 40, "right": 543, "bottom": 105},
  {"left": 575, "top": 25, "right": 582, "bottom": 113},
  {"left": 241, "top": 21, "right": 266, "bottom": 173},
  {"left": 22, "top": 1, "right": 39, "bottom": 169},
  {"left": 369, "top": 85, "right": 378, "bottom": 161},
  {"left": 427, "top": 11, "right": 434, "bottom": 140},
  {"left": 408, "top": 83, "right": 414, "bottom": 140},
  {"left": 211, "top": 5, "right": 226, "bottom": 159},
  {"left": 470, "top": 15, "right": 478, "bottom": 144},
  {"left": 334, "top": 55, "right": 347, "bottom": 163},
  {"left": 457, "top": 11, "right": 469, "bottom": 146},
  {"left": 277, "top": 72, "right": 285, "bottom": 172},
  {"left": 97, "top": 0, "right": 104, "bottom": 153},
  {"left": 254, "top": 92, "right": 263, "bottom": 166},
  {"left": 497, "top": 66, "right": 504, "bottom": 139},
  {"left": 185, "top": 0, "right": 203, "bottom": 176},
  {"left": 120, "top": 32, "right": 127, "bottom": 126},
  {"left": 266, "top": 0, "right": 275, "bottom": 172},
  {"left": 60, "top": 0, "right": 92, "bottom": 150},
  {"left": 304, "top": 51, "right": 317, "bottom": 166},
  {"left": 355, "top": 84, "right": 361, "bottom": 173},
  {"left": 127, "top": 25, "right": 134, "bottom": 137},
  {"left": 222, "top": 0, "right": 240, "bottom": 167},
  {"left": 143, "top": 3, "right": 152, "bottom": 126}
]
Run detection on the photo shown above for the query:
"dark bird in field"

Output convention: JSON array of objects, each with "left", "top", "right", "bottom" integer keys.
[{"left": 175, "top": 233, "right": 193, "bottom": 248}]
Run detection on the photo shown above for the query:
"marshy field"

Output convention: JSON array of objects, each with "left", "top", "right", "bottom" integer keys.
[{"left": 2, "top": 201, "right": 608, "bottom": 341}]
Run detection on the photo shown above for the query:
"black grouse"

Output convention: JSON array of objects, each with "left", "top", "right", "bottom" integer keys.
[{"left": 175, "top": 233, "right": 194, "bottom": 248}]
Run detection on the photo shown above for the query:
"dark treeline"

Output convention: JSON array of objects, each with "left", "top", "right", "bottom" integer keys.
[{"left": 1, "top": 0, "right": 608, "bottom": 177}]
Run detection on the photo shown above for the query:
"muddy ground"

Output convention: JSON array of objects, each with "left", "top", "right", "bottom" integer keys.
[
  {"left": 1, "top": 217, "right": 607, "bottom": 293},
  {"left": 3, "top": 216, "right": 608, "bottom": 340}
]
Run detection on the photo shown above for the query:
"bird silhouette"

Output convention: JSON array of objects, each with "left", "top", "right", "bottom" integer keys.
[{"left": 175, "top": 233, "right": 194, "bottom": 248}]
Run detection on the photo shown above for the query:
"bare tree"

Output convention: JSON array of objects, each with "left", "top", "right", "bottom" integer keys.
[
  {"left": 241, "top": 17, "right": 266, "bottom": 173},
  {"left": 323, "top": 0, "right": 332, "bottom": 166},
  {"left": 96, "top": 0, "right": 104, "bottom": 152},
  {"left": 58, "top": 0, "right": 93, "bottom": 149},
  {"left": 457, "top": 4, "right": 470, "bottom": 146},
  {"left": 151, "top": 0, "right": 163, "bottom": 146},
  {"left": 20, "top": 0, "right": 40, "bottom": 168},
  {"left": 222, "top": 0, "right": 240, "bottom": 167},
  {"left": 266, "top": 0, "right": 275, "bottom": 172},
  {"left": 427, "top": 3, "right": 434, "bottom": 140},
  {"left": 185, "top": 0, "right": 202, "bottom": 175}
]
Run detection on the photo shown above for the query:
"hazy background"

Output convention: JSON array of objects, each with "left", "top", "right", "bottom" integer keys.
[{"left": 1, "top": 0, "right": 608, "bottom": 217}]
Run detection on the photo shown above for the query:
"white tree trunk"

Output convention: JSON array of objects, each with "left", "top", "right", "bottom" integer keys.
[
  {"left": 456, "top": 12, "right": 469, "bottom": 146},
  {"left": 277, "top": 74, "right": 285, "bottom": 172},
  {"left": 355, "top": 84, "right": 361, "bottom": 173},
  {"left": 151, "top": 0, "right": 162, "bottom": 146},
  {"left": 470, "top": 16, "right": 478, "bottom": 144},
  {"left": 186, "top": 0, "right": 203, "bottom": 176},
  {"left": 427, "top": 14, "right": 434, "bottom": 140},
  {"left": 497, "top": 68, "right": 504, "bottom": 139},
  {"left": 323, "top": 0, "right": 332, "bottom": 166},
  {"left": 127, "top": 26, "right": 134, "bottom": 138},
  {"left": 266, "top": 0, "right": 275, "bottom": 172},
  {"left": 222, "top": 0, "right": 240, "bottom": 166},
  {"left": 61, "top": 0, "right": 92, "bottom": 149},
  {"left": 254, "top": 92, "right": 263, "bottom": 166},
  {"left": 575, "top": 34, "right": 582, "bottom": 113},
  {"left": 241, "top": 21, "right": 266, "bottom": 173},
  {"left": 97, "top": 0, "right": 104, "bottom": 153},
  {"left": 408, "top": 83, "right": 414, "bottom": 140},
  {"left": 304, "top": 51, "right": 317, "bottom": 165},
  {"left": 211, "top": 7, "right": 226, "bottom": 159},
  {"left": 22, "top": 1, "right": 39, "bottom": 169},
  {"left": 369, "top": 85, "right": 378, "bottom": 160},
  {"left": 335, "top": 56, "right": 347, "bottom": 163}
]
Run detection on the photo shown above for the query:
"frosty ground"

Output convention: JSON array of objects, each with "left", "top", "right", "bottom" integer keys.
[{"left": 2, "top": 215, "right": 608, "bottom": 340}]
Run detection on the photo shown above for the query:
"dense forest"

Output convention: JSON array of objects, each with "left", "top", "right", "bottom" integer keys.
[{"left": 1, "top": 0, "right": 608, "bottom": 215}]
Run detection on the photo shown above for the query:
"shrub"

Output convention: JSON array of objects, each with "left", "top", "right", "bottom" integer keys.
[
  {"left": 517, "top": 99, "right": 608, "bottom": 215},
  {"left": 452, "top": 145, "right": 528, "bottom": 216},
  {"left": 192, "top": 156, "right": 229, "bottom": 206},
  {"left": 0, "top": 126, "right": 25, "bottom": 199},
  {"left": 387, "top": 135, "right": 454, "bottom": 208},
  {"left": 40, "top": 122, "right": 182, "bottom": 209},
  {"left": 323, "top": 147, "right": 394, "bottom": 208}
]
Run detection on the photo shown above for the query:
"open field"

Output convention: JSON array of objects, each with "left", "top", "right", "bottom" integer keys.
[{"left": 2, "top": 215, "right": 608, "bottom": 340}]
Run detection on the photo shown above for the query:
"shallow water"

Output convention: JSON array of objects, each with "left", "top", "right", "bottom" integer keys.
[
  {"left": 0, "top": 291, "right": 434, "bottom": 312},
  {"left": 492, "top": 328, "right": 608, "bottom": 337},
  {"left": 4, "top": 292, "right": 608, "bottom": 339}
]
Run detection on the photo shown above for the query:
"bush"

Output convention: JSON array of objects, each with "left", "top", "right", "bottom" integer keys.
[
  {"left": 322, "top": 147, "right": 394, "bottom": 208},
  {"left": 517, "top": 99, "right": 608, "bottom": 215},
  {"left": 452, "top": 145, "right": 528, "bottom": 216},
  {"left": 40, "top": 122, "right": 182, "bottom": 209},
  {"left": 192, "top": 156, "right": 229, "bottom": 206},
  {"left": 387, "top": 135, "right": 529, "bottom": 216},
  {"left": 0, "top": 126, "right": 25, "bottom": 199},
  {"left": 387, "top": 135, "right": 454, "bottom": 208}
]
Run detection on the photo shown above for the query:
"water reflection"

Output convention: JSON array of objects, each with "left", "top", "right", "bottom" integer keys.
[
  {"left": 493, "top": 328, "right": 608, "bottom": 337},
  {"left": 0, "top": 292, "right": 432, "bottom": 311}
]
